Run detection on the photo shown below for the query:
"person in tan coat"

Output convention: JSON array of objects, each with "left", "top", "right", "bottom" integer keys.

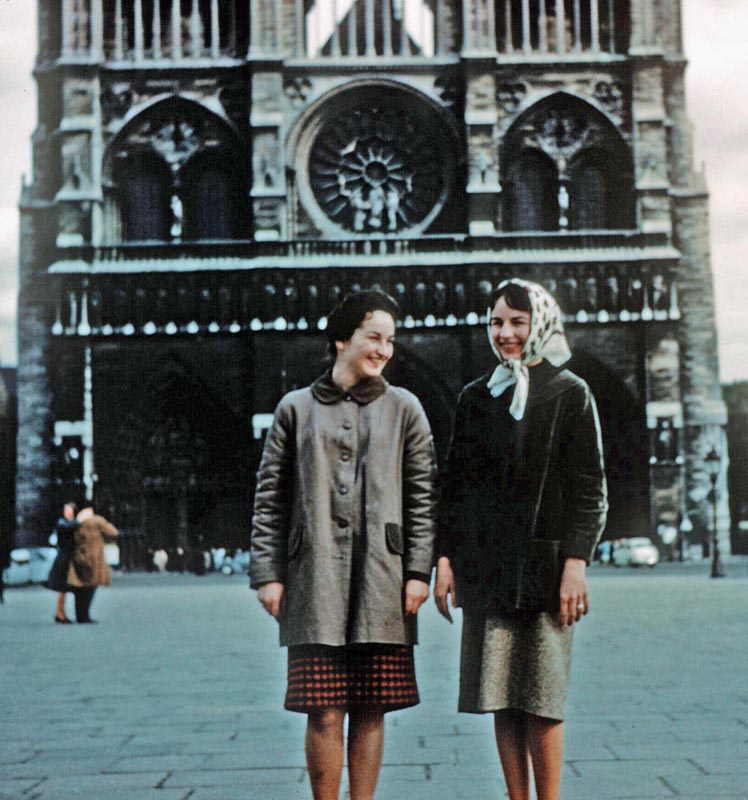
[{"left": 67, "top": 503, "right": 118, "bottom": 623}]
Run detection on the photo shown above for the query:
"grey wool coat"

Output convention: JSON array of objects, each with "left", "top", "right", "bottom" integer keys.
[{"left": 249, "top": 373, "right": 437, "bottom": 648}]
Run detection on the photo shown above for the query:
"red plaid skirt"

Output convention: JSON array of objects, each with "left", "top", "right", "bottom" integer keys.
[{"left": 285, "top": 644, "right": 419, "bottom": 713}]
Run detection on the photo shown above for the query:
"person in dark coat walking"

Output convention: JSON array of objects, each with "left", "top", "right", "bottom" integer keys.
[
  {"left": 435, "top": 279, "right": 607, "bottom": 800},
  {"left": 250, "top": 289, "right": 436, "bottom": 800},
  {"left": 45, "top": 501, "right": 79, "bottom": 623}
]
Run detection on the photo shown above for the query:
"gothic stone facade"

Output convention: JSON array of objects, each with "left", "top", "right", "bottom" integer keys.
[{"left": 17, "top": 0, "right": 728, "bottom": 559}]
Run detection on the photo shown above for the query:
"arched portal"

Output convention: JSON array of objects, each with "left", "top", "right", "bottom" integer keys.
[
  {"left": 100, "top": 351, "right": 250, "bottom": 554},
  {"left": 567, "top": 350, "right": 650, "bottom": 539}
]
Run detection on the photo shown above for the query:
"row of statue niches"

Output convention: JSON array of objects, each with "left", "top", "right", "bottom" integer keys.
[{"left": 52, "top": 273, "right": 680, "bottom": 336}]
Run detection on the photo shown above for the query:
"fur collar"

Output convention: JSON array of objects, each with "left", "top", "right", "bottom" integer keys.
[{"left": 311, "top": 370, "right": 388, "bottom": 405}]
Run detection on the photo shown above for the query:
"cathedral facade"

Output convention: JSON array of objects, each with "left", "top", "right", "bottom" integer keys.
[{"left": 17, "top": 0, "right": 728, "bottom": 560}]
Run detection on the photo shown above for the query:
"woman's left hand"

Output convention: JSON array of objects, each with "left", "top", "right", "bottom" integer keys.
[
  {"left": 404, "top": 579, "right": 430, "bottom": 617},
  {"left": 558, "top": 558, "right": 589, "bottom": 627}
]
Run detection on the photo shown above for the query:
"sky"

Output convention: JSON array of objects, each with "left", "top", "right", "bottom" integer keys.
[{"left": 0, "top": 1, "right": 745, "bottom": 381}]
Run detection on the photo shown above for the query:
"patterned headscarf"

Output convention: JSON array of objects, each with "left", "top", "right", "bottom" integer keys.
[{"left": 486, "top": 278, "right": 572, "bottom": 420}]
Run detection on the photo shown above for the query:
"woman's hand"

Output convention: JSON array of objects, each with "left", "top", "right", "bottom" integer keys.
[
  {"left": 404, "top": 579, "right": 430, "bottom": 617},
  {"left": 434, "top": 556, "right": 456, "bottom": 623},
  {"left": 258, "top": 581, "right": 285, "bottom": 618},
  {"left": 558, "top": 558, "right": 589, "bottom": 626}
]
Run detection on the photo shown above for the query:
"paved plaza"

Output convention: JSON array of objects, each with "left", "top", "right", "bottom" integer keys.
[{"left": 2, "top": 561, "right": 748, "bottom": 800}]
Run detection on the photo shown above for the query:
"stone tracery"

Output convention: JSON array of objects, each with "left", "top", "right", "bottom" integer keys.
[{"left": 307, "top": 96, "right": 453, "bottom": 235}]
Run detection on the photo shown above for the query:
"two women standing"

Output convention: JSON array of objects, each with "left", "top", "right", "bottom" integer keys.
[{"left": 250, "top": 280, "right": 607, "bottom": 800}]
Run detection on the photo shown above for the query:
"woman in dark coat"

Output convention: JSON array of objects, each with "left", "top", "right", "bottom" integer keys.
[
  {"left": 45, "top": 501, "right": 78, "bottom": 623},
  {"left": 250, "top": 289, "right": 436, "bottom": 800},
  {"left": 435, "top": 279, "right": 607, "bottom": 800}
]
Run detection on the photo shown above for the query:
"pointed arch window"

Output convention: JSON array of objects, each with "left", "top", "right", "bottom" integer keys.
[
  {"left": 501, "top": 93, "right": 634, "bottom": 232},
  {"left": 103, "top": 99, "right": 249, "bottom": 243}
]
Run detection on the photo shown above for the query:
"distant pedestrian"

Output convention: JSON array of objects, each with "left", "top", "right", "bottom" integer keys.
[
  {"left": 435, "top": 279, "right": 607, "bottom": 800},
  {"left": 67, "top": 503, "right": 118, "bottom": 624},
  {"left": 250, "top": 289, "right": 436, "bottom": 800},
  {"left": 45, "top": 501, "right": 79, "bottom": 623}
]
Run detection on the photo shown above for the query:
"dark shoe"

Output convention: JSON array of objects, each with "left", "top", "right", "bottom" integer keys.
[
  {"left": 55, "top": 616, "right": 72, "bottom": 624},
  {"left": 77, "top": 618, "right": 97, "bottom": 624}
]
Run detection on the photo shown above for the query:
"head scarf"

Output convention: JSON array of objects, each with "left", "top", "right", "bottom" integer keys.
[{"left": 486, "top": 278, "right": 572, "bottom": 420}]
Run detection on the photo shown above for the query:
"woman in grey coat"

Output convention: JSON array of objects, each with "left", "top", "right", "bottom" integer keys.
[
  {"left": 435, "top": 279, "right": 607, "bottom": 800},
  {"left": 250, "top": 289, "right": 436, "bottom": 800}
]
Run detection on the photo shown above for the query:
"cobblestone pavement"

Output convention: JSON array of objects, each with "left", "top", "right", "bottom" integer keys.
[{"left": 2, "top": 561, "right": 747, "bottom": 800}]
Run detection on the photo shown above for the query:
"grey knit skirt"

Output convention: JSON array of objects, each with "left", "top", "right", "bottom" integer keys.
[{"left": 459, "top": 610, "right": 573, "bottom": 721}]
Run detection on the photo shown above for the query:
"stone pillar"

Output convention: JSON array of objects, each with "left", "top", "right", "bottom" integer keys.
[
  {"left": 62, "top": 0, "right": 75, "bottom": 56},
  {"left": 15, "top": 301, "right": 55, "bottom": 546},
  {"left": 172, "top": 0, "right": 183, "bottom": 59},
  {"left": 153, "top": 0, "right": 163, "bottom": 59},
  {"left": 464, "top": 64, "right": 501, "bottom": 235},
  {"left": 631, "top": 59, "right": 671, "bottom": 236},
  {"left": 90, "top": 0, "right": 103, "bottom": 59},
  {"left": 673, "top": 187, "right": 729, "bottom": 556},
  {"left": 645, "top": 329, "right": 685, "bottom": 553},
  {"left": 114, "top": 0, "right": 124, "bottom": 60},
  {"left": 134, "top": 0, "right": 145, "bottom": 61},
  {"left": 250, "top": 72, "right": 286, "bottom": 240},
  {"left": 211, "top": 0, "right": 220, "bottom": 58},
  {"left": 16, "top": 200, "right": 56, "bottom": 546}
]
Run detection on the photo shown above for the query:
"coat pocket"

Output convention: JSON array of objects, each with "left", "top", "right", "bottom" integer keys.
[
  {"left": 385, "top": 523, "right": 404, "bottom": 555},
  {"left": 287, "top": 525, "right": 304, "bottom": 561},
  {"left": 521, "top": 539, "right": 562, "bottom": 613}
]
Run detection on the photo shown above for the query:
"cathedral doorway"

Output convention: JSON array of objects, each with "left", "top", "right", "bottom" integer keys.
[{"left": 568, "top": 350, "right": 650, "bottom": 540}]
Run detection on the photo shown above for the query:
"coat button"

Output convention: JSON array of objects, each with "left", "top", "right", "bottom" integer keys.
[
  {"left": 339, "top": 486, "right": 349, "bottom": 495},
  {"left": 342, "top": 421, "right": 352, "bottom": 430},
  {"left": 337, "top": 517, "right": 348, "bottom": 528}
]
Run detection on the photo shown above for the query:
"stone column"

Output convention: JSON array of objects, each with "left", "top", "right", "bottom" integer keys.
[
  {"left": 153, "top": 0, "right": 163, "bottom": 59},
  {"left": 62, "top": 0, "right": 75, "bottom": 56},
  {"left": 555, "top": 0, "right": 565, "bottom": 54},
  {"left": 114, "top": 0, "right": 124, "bottom": 60},
  {"left": 645, "top": 329, "right": 685, "bottom": 553},
  {"left": 250, "top": 72, "right": 286, "bottom": 240},
  {"left": 134, "top": 0, "right": 145, "bottom": 61},
  {"left": 15, "top": 301, "right": 55, "bottom": 546},
  {"left": 590, "top": 0, "right": 600, "bottom": 52},
  {"left": 172, "top": 0, "right": 183, "bottom": 59},
  {"left": 90, "top": 0, "right": 103, "bottom": 59},
  {"left": 464, "top": 65, "right": 501, "bottom": 234},
  {"left": 211, "top": 0, "right": 220, "bottom": 57},
  {"left": 631, "top": 60, "right": 670, "bottom": 236}
]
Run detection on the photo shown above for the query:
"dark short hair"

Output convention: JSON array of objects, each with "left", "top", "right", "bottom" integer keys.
[
  {"left": 78, "top": 500, "right": 94, "bottom": 512},
  {"left": 488, "top": 282, "right": 532, "bottom": 314},
  {"left": 326, "top": 289, "right": 400, "bottom": 357}
]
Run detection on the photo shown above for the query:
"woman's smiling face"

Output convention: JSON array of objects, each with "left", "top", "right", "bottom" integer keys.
[
  {"left": 335, "top": 310, "right": 396, "bottom": 381},
  {"left": 489, "top": 295, "right": 532, "bottom": 361}
]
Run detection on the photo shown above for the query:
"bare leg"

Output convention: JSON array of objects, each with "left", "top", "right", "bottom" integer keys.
[
  {"left": 526, "top": 714, "right": 564, "bottom": 800},
  {"left": 347, "top": 709, "right": 385, "bottom": 800},
  {"left": 55, "top": 592, "right": 68, "bottom": 621},
  {"left": 494, "top": 710, "right": 530, "bottom": 800},
  {"left": 306, "top": 708, "right": 345, "bottom": 800}
]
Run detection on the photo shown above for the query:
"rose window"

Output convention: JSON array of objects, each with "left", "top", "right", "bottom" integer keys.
[{"left": 306, "top": 92, "right": 454, "bottom": 236}]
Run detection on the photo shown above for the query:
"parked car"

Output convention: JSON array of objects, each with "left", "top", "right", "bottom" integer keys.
[
  {"left": 612, "top": 537, "right": 659, "bottom": 568},
  {"left": 2, "top": 547, "right": 58, "bottom": 586}
]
